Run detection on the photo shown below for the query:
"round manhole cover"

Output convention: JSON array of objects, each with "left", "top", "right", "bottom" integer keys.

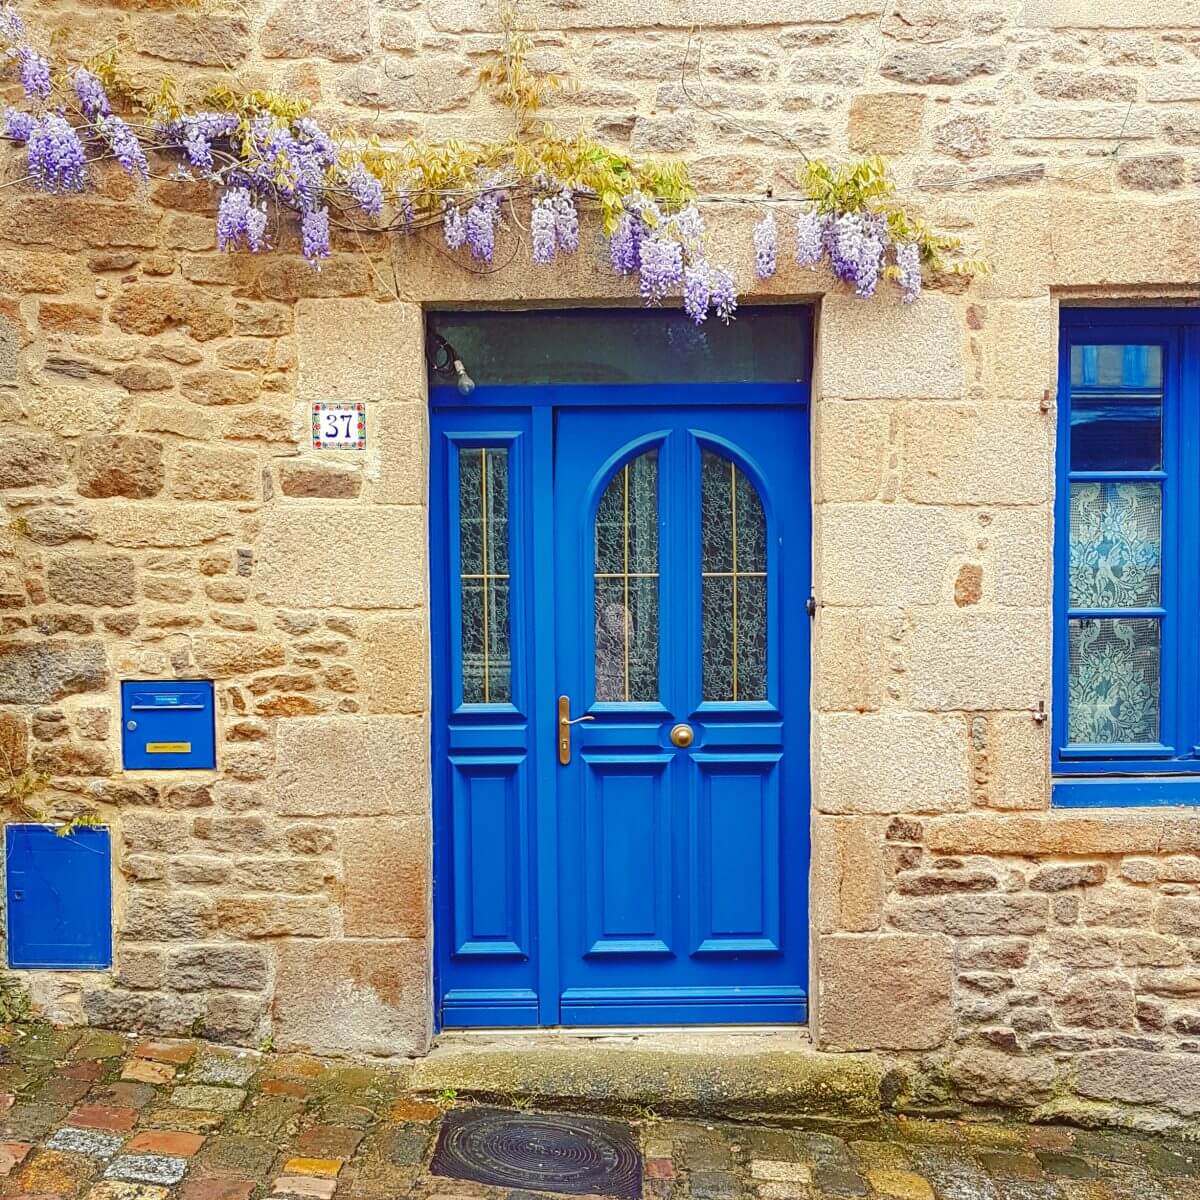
[{"left": 430, "top": 1106, "right": 643, "bottom": 1199}]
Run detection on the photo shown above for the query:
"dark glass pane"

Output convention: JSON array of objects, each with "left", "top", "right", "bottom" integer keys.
[
  {"left": 458, "top": 447, "right": 510, "bottom": 704},
  {"left": 701, "top": 449, "right": 767, "bottom": 702},
  {"left": 594, "top": 452, "right": 659, "bottom": 702},
  {"left": 429, "top": 307, "right": 809, "bottom": 387},
  {"left": 1069, "top": 482, "right": 1161, "bottom": 609},
  {"left": 1067, "top": 617, "right": 1160, "bottom": 745},
  {"left": 1069, "top": 344, "right": 1163, "bottom": 471}
]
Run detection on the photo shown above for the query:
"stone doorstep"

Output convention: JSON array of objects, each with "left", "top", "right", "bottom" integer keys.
[{"left": 409, "top": 1031, "right": 887, "bottom": 1122}]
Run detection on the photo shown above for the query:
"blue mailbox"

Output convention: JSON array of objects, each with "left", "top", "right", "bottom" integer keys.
[
  {"left": 121, "top": 680, "right": 216, "bottom": 770},
  {"left": 7, "top": 825, "right": 112, "bottom": 969}
]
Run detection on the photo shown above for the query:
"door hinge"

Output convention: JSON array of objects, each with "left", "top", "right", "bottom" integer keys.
[{"left": 806, "top": 594, "right": 817, "bottom": 618}]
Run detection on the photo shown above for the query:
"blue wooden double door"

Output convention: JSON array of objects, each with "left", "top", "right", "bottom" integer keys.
[{"left": 431, "top": 385, "right": 811, "bottom": 1027}]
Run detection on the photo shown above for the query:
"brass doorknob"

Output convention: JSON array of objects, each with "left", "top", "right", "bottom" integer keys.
[{"left": 670, "top": 723, "right": 694, "bottom": 748}]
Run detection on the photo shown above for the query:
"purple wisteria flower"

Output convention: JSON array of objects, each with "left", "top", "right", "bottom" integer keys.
[
  {"left": 638, "top": 235, "right": 682, "bottom": 304},
  {"left": 346, "top": 162, "right": 383, "bottom": 217},
  {"left": 895, "top": 240, "right": 922, "bottom": 304},
  {"left": 301, "top": 205, "right": 331, "bottom": 265},
  {"left": 753, "top": 212, "right": 777, "bottom": 280},
  {"left": 553, "top": 187, "right": 579, "bottom": 253},
  {"left": 609, "top": 212, "right": 641, "bottom": 274},
  {"left": 4, "top": 104, "right": 34, "bottom": 141},
  {"left": 826, "top": 211, "right": 886, "bottom": 298},
  {"left": 710, "top": 266, "right": 737, "bottom": 324},
  {"left": 216, "top": 186, "right": 268, "bottom": 253},
  {"left": 70, "top": 67, "right": 110, "bottom": 117},
  {"left": 683, "top": 261, "right": 711, "bottom": 324},
  {"left": 465, "top": 189, "right": 502, "bottom": 262},
  {"left": 26, "top": 113, "right": 87, "bottom": 191},
  {"left": 174, "top": 112, "right": 238, "bottom": 172},
  {"left": 531, "top": 197, "right": 556, "bottom": 265},
  {"left": 98, "top": 115, "right": 147, "bottom": 180},
  {"left": 0, "top": 4, "right": 27, "bottom": 43},
  {"left": 795, "top": 209, "right": 825, "bottom": 267},
  {"left": 17, "top": 47, "right": 50, "bottom": 102},
  {"left": 443, "top": 203, "right": 466, "bottom": 250}
]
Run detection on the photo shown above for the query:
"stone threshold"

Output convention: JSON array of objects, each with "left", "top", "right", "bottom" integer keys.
[{"left": 409, "top": 1029, "right": 890, "bottom": 1126}]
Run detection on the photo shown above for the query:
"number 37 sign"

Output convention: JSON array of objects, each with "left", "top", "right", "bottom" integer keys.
[{"left": 311, "top": 403, "right": 366, "bottom": 450}]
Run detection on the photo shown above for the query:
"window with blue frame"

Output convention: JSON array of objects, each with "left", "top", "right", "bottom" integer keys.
[{"left": 1054, "top": 309, "right": 1200, "bottom": 802}]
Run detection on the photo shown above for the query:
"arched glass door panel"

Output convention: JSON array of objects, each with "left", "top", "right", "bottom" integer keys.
[
  {"left": 593, "top": 449, "right": 659, "bottom": 703},
  {"left": 701, "top": 449, "right": 767, "bottom": 702}
]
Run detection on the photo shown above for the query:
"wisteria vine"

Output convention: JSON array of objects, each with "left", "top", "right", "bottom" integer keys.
[{"left": 0, "top": 4, "right": 982, "bottom": 320}]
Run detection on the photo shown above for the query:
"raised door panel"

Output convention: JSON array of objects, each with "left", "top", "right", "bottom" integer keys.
[
  {"left": 689, "top": 755, "right": 782, "bottom": 956},
  {"left": 450, "top": 757, "right": 530, "bottom": 959},
  {"left": 581, "top": 755, "right": 675, "bottom": 956}
]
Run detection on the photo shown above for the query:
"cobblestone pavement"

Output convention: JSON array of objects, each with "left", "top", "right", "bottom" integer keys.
[{"left": 0, "top": 1026, "right": 1195, "bottom": 1200}]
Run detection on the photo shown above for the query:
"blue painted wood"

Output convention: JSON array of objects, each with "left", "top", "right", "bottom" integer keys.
[
  {"left": 1054, "top": 309, "right": 1200, "bottom": 806},
  {"left": 6, "top": 825, "right": 112, "bottom": 969},
  {"left": 553, "top": 401, "right": 809, "bottom": 1024},
  {"left": 432, "top": 379, "right": 810, "bottom": 1027}
]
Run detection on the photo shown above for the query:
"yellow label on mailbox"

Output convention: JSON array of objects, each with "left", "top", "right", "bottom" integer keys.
[{"left": 145, "top": 742, "right": 191, "bottom": 754}]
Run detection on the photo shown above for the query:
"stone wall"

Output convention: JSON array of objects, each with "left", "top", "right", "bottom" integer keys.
[{"left": 4, "top": 0, "right": 1200, "bottom": 1128}]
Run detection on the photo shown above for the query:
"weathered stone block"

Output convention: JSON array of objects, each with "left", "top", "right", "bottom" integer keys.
[
  {"left": 813, "top": 609, "right": 891, "bottom": 713},
  {"left": 1076, "top": 1049, "right": 1200, "bottom": 1115},
  {"left": 272, "top": 939, "right": 430, "bottom": 1057},
  {"left": 0, "top": 433, "right": 65, "bottom": 488},
  {"left": 817, "top": 712, "right": 968, "bottom": 814},
  {"left": 908, "top": 610, "right": 1049, "bottom": 712},
  {"left": 819, "top": 504, "right": 964, "bottom": 606},
  {"left": 261, "top": 0, "right": 371, "bottom": 60},
  {"left": 343, "top": 817, "right": 428, "bottom": 938},
  {"left": 278, "top": 462, "right": 362, "bottom": 499},
  {"left": 110, "top": 284, "right": 231, "bottom": 342},
  {"left": 0, "top": 640, "right": 107, "bottom": 704},
  {"left": 192, "top": 636, "right": 285, "bottom": 679},
  {"left": 94, "top": 506, "right": 233, "bottom": 549},
  {"left": 926, "top": 813, "right": 1169, "bottom": 857},
  {"left": 900, "top": 403, "right": 1050, "bottom": 505},
  {"left": 1029, "top": 863, "right": 1105, "bottom": 892},
  {"left": 257, "top": 508, "right": 424, "bottom": 608},
  {"left": 171, "top": 446, "right": 259, "bottom": 501},
  {"left": 46, "top": 555, "right": 136, "bottom": 608},
  {"left": 167, "top": 946, "right": 268, "bottom": 992},
  {"left": 1054, "top": 974, "right": 1135, "bottom": 1030},
  {"left": 135, "top": 13, "right": 251, "bottom": 66},
  {"left": 369, "top": 403, "right": 426, "bottom": 507},
  {"left": 362, "top": 615, "right": 428, "bottom": 713},
  {"left": 948, "top": 1048, "right": 1058, "bottom": 1108},
  {"left": 812, "top": 817, "right": 885, "bottom": 934},
  {"left": 122, "top": 893, "right": 215, "bottom": 941},
  {"left": 815, "top": 400, "right": 889, "bottom": 504},
  {"left": 881, "top": 46, "right": 1002, "bottom": 86},
  {"left": 276, "top": 715, "right": 428, "bottom": 817},
  {"left": 847, "top": 93, "right": 926, "bottom": 155},
  {"left": 76, "top": 436, "right": 165, "bottom": 499},
  {"left": 815, "top": 934, "right": 952, "bottom": 1050},
  {"left": 889, "top": 894, "right": 1048, "bottom": 937},
  {"left": 1023, "top": 0, "right": 1200, "bottom": 27},
  {"left": 820, "top": 292, "right": 962, "bottom": 400},
  {"left": 296, "top": 300, "right": 422, "bottom": 402},
  {"left": 214, "top": 897, "right": 331, "bottom": 939}
]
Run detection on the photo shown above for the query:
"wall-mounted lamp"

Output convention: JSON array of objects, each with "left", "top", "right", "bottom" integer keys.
[{"left": 428, "top": 332, "right": 476, "bottom": 396}]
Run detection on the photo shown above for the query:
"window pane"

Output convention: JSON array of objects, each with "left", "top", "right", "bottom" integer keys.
[
  {"left": 459, "top": 447, "right": 511, "bottom": 704},
  {"left": 594, "top": 451, "right": 659, "bottom": 702},
  {"left": 1067, "top": 617, "right": 1160, "bottom": 745},
  {"left": 1069, "top": 344, "right": 1163, "bottom": 471},
  {"left": 701, "top": 450, "right": 767, "bottom": 702},
  {"left": 1069, "top": 482, "right": 1161, "bottom": 609}
]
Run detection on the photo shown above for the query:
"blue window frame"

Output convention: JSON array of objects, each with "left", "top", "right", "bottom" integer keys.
[{"left": 1054, "top": 308, "right": 1200, "bottom": 806}]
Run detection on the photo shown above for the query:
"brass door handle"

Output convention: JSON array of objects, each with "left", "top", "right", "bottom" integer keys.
[
  {"left": 670, "top": 723, "right": 694, "bottom": 748},
  {"left": 558, "top": 695, "right": 594, "bottom": 765}
]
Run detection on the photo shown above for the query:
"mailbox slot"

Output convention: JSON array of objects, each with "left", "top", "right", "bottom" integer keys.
[{"left": 121, "top": 680, "right": 216, "bottom": 770}]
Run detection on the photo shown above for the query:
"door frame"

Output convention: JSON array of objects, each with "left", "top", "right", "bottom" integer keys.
[{"left": 429, "top": 378, "right": 812, "bottom": 1031}]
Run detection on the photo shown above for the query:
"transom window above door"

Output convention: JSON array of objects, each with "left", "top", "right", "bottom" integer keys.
[{"left": 1055, "top": 309, "right": 1200, "bottom": 802}]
